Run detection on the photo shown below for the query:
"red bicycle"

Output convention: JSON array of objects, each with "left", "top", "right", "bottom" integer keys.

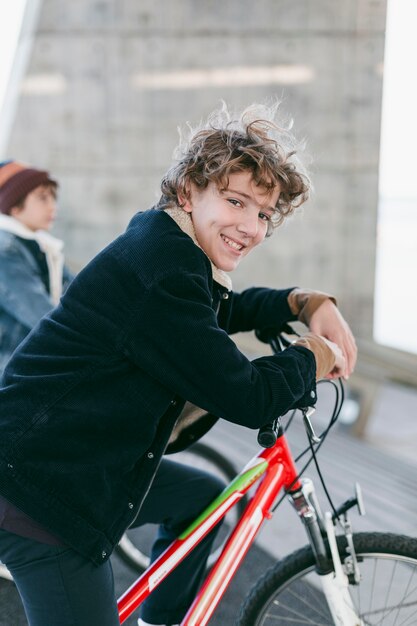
[{"left": 118, "top": 329, "right": 417, "bottom": 625}]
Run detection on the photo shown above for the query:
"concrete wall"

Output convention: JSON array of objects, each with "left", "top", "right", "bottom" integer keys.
[{"left": 3, "top": 0, "right": 387, "bottom": 341}]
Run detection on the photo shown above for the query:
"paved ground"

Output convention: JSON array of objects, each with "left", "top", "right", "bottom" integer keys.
[{"left": 1, "top": 378, "right": 416, "bottom": 624}]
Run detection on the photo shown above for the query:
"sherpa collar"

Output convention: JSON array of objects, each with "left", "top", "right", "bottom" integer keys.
[{"left": 164, "top": 206, "right": 232, "bottom": 291}]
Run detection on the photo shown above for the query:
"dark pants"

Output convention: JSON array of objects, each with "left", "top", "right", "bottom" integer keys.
[{"left": 0, "top": 458, "right": 225, "bottom": 626}]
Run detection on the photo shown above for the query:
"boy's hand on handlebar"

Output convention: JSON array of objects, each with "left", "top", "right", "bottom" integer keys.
[
  {"left": 307, "top": 299, "right": 357, "bottom": 378},
  {"left": 293, "top": 333, "right": 346, "bottom": 381},
  {"left": 319, "top": 336, "right": 347, "bottom": 380}
]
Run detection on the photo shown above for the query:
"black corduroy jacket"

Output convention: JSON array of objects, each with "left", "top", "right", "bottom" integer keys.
[{"left": 0, "top": 208, "right": 316, "bottom": 565}]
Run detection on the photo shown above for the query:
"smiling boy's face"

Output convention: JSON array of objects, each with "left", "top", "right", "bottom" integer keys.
[{"left": 181, "top": 170, "right": 281, "bottom": 272}]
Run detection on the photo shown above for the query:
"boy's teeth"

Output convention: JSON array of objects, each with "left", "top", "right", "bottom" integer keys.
[{"left": 222, "top": 236, "right": 242, "bottom": 250}]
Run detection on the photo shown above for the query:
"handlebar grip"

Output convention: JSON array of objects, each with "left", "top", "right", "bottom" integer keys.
[{"left": 257, "top": 420, "right": 279, "bottom": 448}]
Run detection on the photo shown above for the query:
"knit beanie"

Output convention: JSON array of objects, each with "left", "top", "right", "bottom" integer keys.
[{"left": 0, "top": 160, "right": 57, "bottom": 214}]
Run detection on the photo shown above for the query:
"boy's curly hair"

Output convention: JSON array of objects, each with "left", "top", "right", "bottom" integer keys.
[{"left": 160, "top": 101, "right": 311, "bottom": 233}]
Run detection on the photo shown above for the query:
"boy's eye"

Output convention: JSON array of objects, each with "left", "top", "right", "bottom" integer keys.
[
  {"left": 227, "top": 198, "right": 242, "bottom": 207},
  {"left": 259, "top": 212, "right": 272, "bottom": 222}
]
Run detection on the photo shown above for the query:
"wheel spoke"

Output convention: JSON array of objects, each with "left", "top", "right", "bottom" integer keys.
[{"left": 268, "top": 588, "right": 333, "bottom": 624}]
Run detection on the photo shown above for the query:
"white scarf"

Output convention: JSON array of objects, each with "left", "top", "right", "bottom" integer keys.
[
  {"left": 0, "top": 214, "right": 65, "bottom": 305},
  {"left": 164, "top": 207, "right": 232, "bottom": 291}
]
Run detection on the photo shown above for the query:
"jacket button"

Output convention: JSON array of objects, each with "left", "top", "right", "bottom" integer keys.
[
  {"left": 7, "top": 464, "right": 13, "bottom": 469},
  {"left": 147, "top": 452, "right": 154, "bottom": 459},
  {"left": 222, "top": 292, "right": 229, "bottom": 300},
  {"left": 101, "top": 550, "right": 107, "bottom": 559},
  {"left": 310, "top": 390, "right": 316, "bottom": 399},
  {"left": 170, "top": 399, "right": 177, "bottom": 407},
  {"left": 128, "top": 502, "right": 134, "bottom": 509}
]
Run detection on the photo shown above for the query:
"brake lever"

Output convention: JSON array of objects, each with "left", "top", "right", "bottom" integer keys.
[{"left": 302, "top": 407, "right": 321, "bottom": 444}]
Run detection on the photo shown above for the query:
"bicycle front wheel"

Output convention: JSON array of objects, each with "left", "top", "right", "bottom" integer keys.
[{"left": 237, "top": 532, "right": 417, "bottom": 626}]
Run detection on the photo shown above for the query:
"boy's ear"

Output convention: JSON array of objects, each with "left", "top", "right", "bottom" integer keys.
[
  {"left": 10, "top": 206, "right": 22, "bottom": 217},
  {"left": 181, "top": 199, "right": 192, "bottom": 213},
  {"left": 178, "top": 189, "right": 192, "bottom": 213}
]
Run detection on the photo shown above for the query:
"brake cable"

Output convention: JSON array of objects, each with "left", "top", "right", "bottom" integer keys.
[{"left": 271, "top": 378, "right": 345, "bottom": 513}]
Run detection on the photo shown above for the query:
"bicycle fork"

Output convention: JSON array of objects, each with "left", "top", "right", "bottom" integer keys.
[{"left": 288, "top": 479, "right": 364, "bottom": 626}]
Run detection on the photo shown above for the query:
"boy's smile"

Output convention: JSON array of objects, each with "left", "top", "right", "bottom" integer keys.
[{"left": 182, "top": 171, "right": 281, "bottom": 272}]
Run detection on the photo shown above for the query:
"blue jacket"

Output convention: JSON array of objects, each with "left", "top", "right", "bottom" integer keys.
[
  {"left": 0, "top": 228, "right": 72, "bottom": 374},
  {"left": 0, "top": 208, "right": 316, "bottom": 565}
]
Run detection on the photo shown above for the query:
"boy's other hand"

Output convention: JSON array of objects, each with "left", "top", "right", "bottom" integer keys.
[{"left": 308, "top": 299, "right": 357, "bottom": 379}]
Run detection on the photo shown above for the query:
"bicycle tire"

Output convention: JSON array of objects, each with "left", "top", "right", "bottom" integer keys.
[
  {"left": 115, "top": 441, "right": 248, "bottom": 573},
  {"left": 236, "top": 532, "right": 417, "bottom": 625}
]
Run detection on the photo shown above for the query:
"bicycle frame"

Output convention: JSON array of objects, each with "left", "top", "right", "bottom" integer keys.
[{"left": 117, "top": 430, "right": 302, "bottom": 625}]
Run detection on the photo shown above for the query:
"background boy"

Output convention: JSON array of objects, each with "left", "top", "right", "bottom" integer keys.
[{"left": 0, "top": 160, "right": 72, "bottom": 376}]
